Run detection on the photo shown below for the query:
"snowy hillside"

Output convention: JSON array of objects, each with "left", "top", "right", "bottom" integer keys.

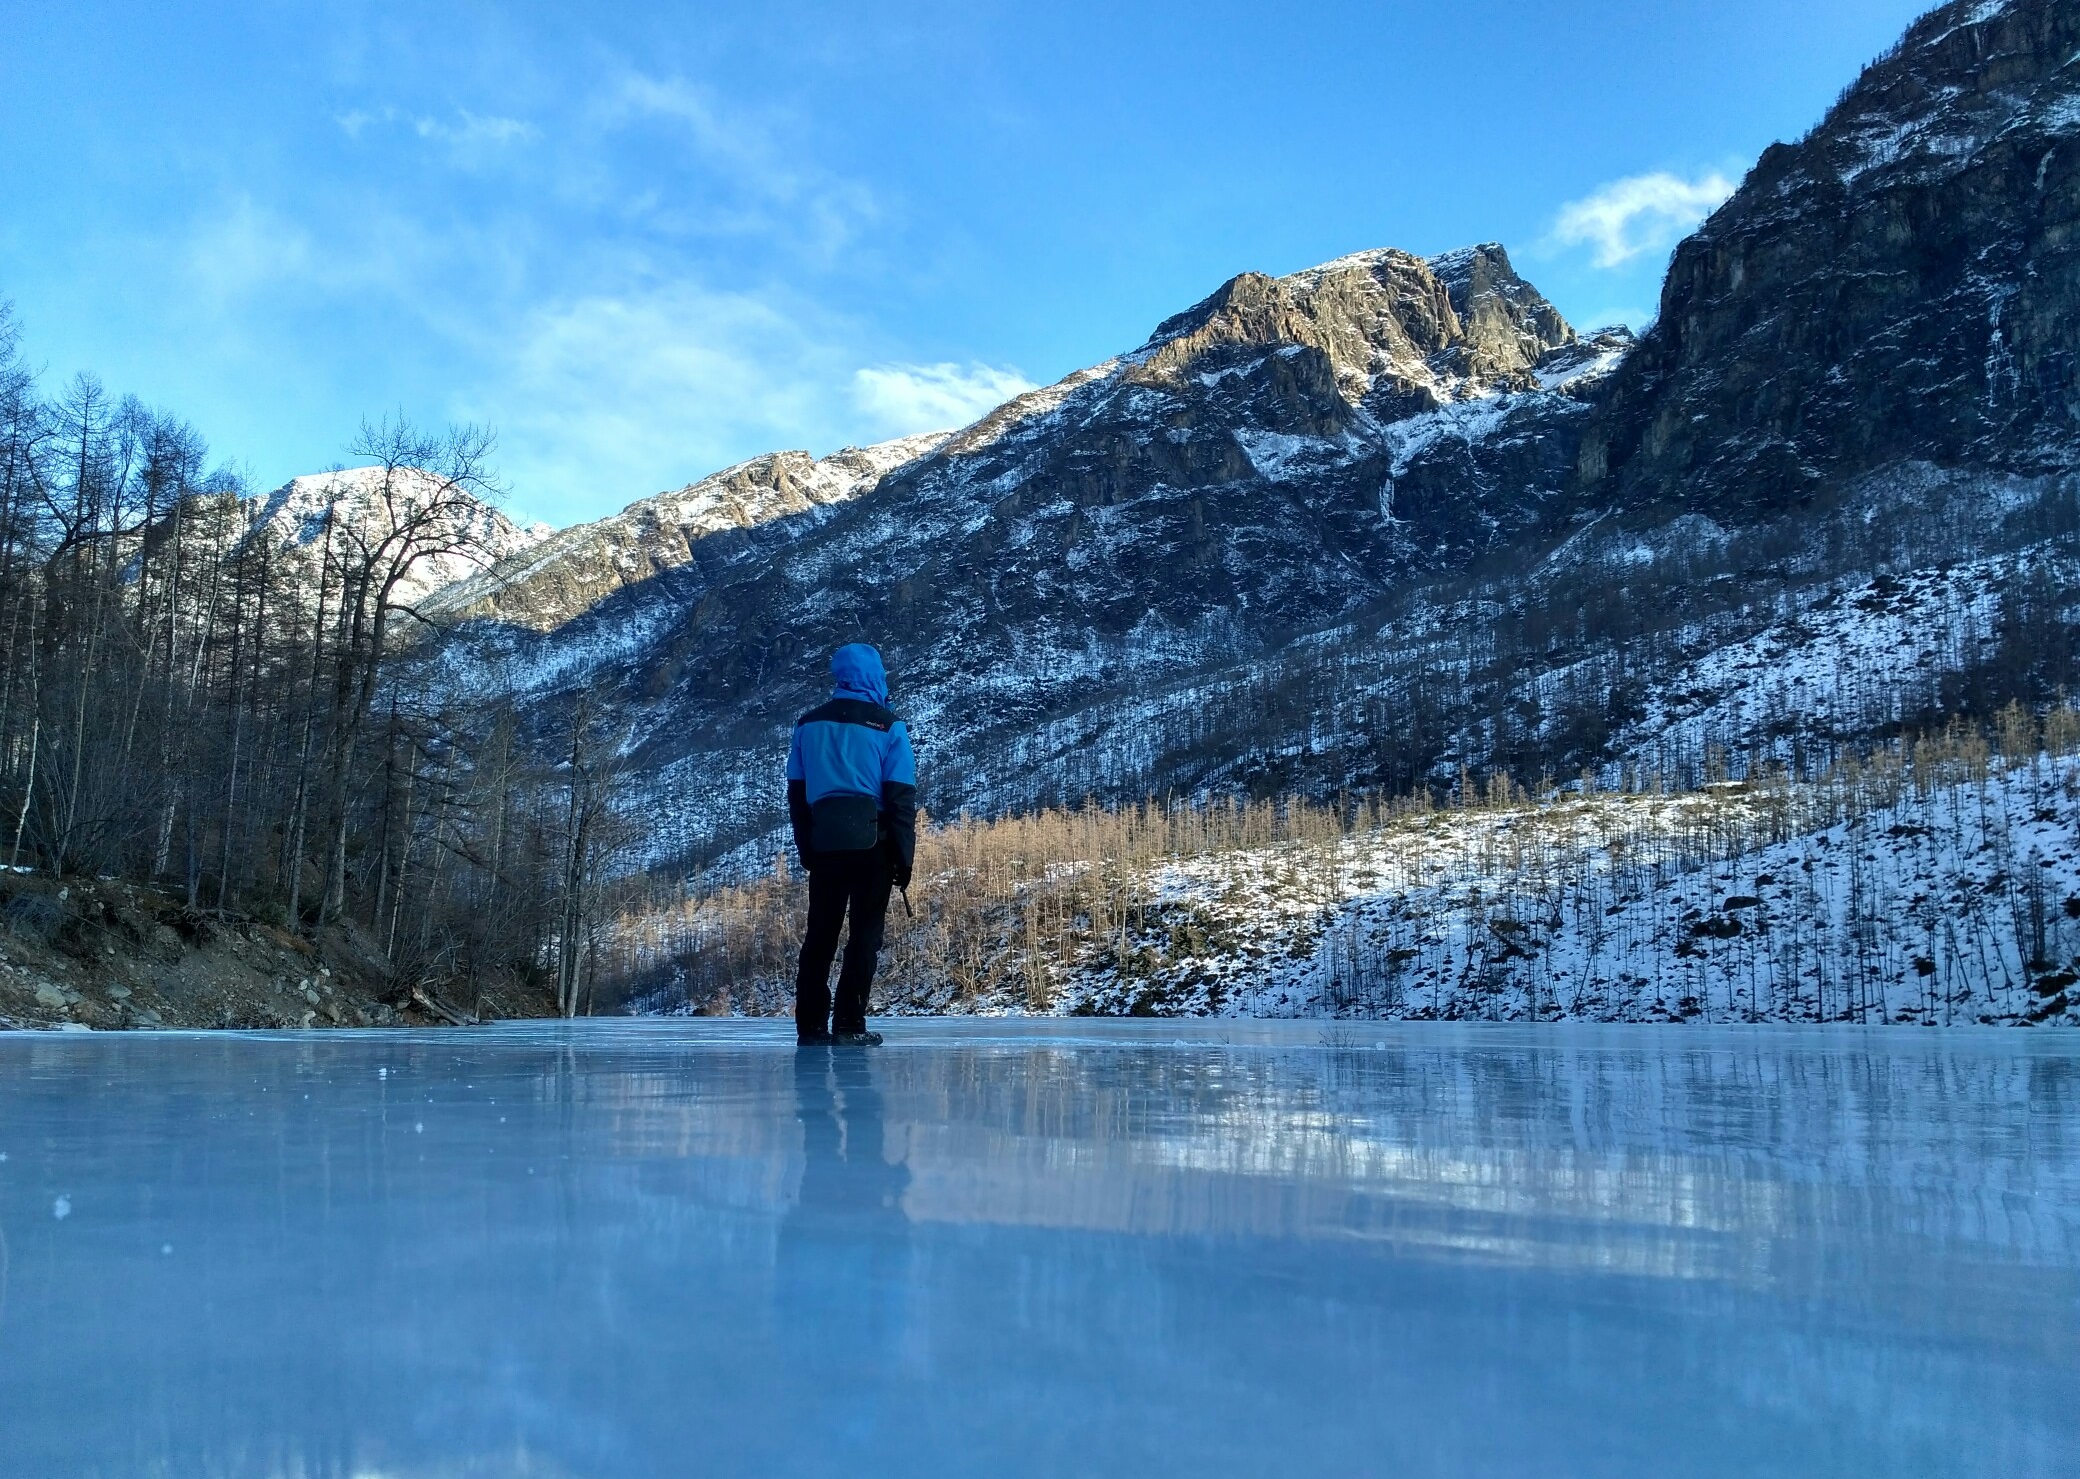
[
  {"left": 415, "top": 244, "right": 1633, "bottom": 869},
  {"left": 634, "top": 726, "right": 2080, "bottom": 1029},
  {"left": 248, "top": 466, "right": 550, "bottom": 610},
  {"left": 1140, "top": 752, "right": 2080, "bottom": 1026},
  {"left": 421, "top": 431, "right": 949, "bottom": 631}
]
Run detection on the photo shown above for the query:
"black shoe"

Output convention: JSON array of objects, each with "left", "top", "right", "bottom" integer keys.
[
  {"left": 830, "top": 1030, "right": 883, "bottom": 1047},
  {"left": 796, "top": 1031, "right": 836, "bottom": 1047}
]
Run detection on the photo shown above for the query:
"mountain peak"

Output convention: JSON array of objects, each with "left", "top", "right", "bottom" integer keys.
[
  {"left": 423, "top": 430, "right": 950, "bottom": 630},
  {"left": 248, "top": 465, "right": 547, "bottom": 610},
  {"left": 1140, "top": 241, "right": 1574, "bottom": 414}
]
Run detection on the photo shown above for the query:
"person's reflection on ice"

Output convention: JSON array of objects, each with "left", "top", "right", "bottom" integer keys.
[{"left": 778, "top": 1045, "right": 914, "bottom": 1407}]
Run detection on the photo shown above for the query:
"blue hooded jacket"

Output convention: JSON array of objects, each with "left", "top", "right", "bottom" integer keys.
[{"left": 786, "top": 644, "right": 918, "bottom": 874}]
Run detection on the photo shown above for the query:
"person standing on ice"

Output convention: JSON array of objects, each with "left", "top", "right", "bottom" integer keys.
[{"left": 786, "top": 642, "right": 917, "bottom": 1047}]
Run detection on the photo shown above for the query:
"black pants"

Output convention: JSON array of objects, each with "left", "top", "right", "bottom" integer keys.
[{"left": 796, "top": 849, "right": 891, "bottom": 1037}]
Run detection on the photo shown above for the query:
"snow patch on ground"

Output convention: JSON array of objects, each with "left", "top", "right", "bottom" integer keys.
[
  {"left": 1612, "top": 559, "right": 2013, "bottom": 765},
  {"left": 1532, "top": 332, "right": 1633, "bottom": 391},
  {"left": 1232, "top": 428, "right": 1366, "bottom": 482},
  {"left": 1380, "top": 395, "right": 1514, "bottom": 477},
  {"left": 1046, "top": 758, "right": 2080, "bottom": 1027}
]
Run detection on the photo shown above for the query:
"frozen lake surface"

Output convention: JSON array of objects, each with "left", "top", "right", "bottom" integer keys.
[{"left": 1, "top": 1020, "right": 2076, "bottom": 1477}]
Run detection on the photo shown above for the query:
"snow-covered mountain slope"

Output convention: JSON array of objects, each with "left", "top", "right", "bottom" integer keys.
[
  {"left": 694, "top": 245, "right": 1615, "bottom": 721},
  {"left": 422, "top": 432, "right": 948, "bottom": 631},
  {"left": 1169, "top": 751, "right": 2080, "bottom": 1026},
  {"left": 416, "top": 245, "right": 1635, "bottom": 865},
  {"left": 248, "top": 466, "right": 550, "bottom": 610},
  {"left": 414, "top": 0, "right": 2080, "bottom": 893}
]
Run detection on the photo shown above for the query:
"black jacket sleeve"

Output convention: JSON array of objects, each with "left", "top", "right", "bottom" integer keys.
[
  {"left": 787, "top": 778, "right": 814, "bottom": 870},
  {"left": 881, "top": 779, "right": 917, "bottom": 886}
]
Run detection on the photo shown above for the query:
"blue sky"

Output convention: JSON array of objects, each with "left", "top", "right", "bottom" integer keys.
[{"left": 0, "top": 0, "right": 1933, "bottom": 527}]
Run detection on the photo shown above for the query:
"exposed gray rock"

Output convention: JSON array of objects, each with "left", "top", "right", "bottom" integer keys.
[
  {"left": 423, "top": 433, "right": 949, "bottom": 632},
  {"left": 1576, "top": 0, "right": 2080, "bottom": 517}
]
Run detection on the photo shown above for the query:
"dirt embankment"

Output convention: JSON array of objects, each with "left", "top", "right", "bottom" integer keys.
[{"left": 0, "top": 871, "right": 558, "bottom": 1031}]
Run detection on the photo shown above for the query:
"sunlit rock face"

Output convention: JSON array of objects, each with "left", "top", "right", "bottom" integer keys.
[
  {"left": 1135, "top": 243, "right": 1577, "bottom": 415},
  {"left": 1577, "top": 0, "right": 2080, "bottom": 515}
]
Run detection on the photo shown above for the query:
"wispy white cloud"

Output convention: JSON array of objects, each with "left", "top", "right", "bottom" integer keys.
[
  {"left": 604, "top": 73, "right": 877, "bottom": 259},
  {"left": 457, "top": 280, "right": 861, "bottom": 519},
  {"left": 183, "top": 197, "right": 318, "bottom": 300},
  {"left": 1551, "top": 171, "right": 1736, "bottom": 268},
  {"left": 165, "top": 103, "right": 917, "bottom": 525},
  {"left": 162, "top": 71, "right": 946, "bottom": 522},
  {"left": 182, "top": 194, "right": 448, "bottom": 303},
  {"left": 459, "top": 300, "right": 1035, "bottom": 521},
  {"left": 334, "top": 106, "right": 540, "bottom": 154},
  {"left": 417, "top": 110, "right": 540, "bottom": 147},
  {"left": 852, "top": 362, "right": 1034, "bottom": 435},
  {"left": 610, "top": 76, "right": 766, "bottom": 175}
]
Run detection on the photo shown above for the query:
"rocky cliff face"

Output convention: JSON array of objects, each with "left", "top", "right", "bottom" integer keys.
[
  {"left": 1578, "top": 0, "right": 2080, "bottom": 516},
  {"left": 422, "top": 432, "right": 948, "bottom": 631},
  {"left": 1138, "top": 244, "right": 1574, "bottom": 415}
]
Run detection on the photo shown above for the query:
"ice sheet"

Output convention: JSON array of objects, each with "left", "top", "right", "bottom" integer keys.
[{"left": 0, "top": 1020, "right": 2074, "bottom": 1477}]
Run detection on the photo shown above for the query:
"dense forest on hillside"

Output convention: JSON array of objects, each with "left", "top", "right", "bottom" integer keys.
[{"left": 0, "top": 305, "right": 623, "bottom": 1020}]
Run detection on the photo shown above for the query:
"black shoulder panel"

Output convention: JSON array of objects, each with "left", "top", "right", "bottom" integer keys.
[{"left": 801, "top": 698, "right": 896, "bottom": 732}]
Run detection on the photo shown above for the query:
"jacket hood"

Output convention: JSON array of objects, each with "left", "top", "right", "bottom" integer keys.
[{"left": 831, "top": 643, "right": 888, "bottom": 705}]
